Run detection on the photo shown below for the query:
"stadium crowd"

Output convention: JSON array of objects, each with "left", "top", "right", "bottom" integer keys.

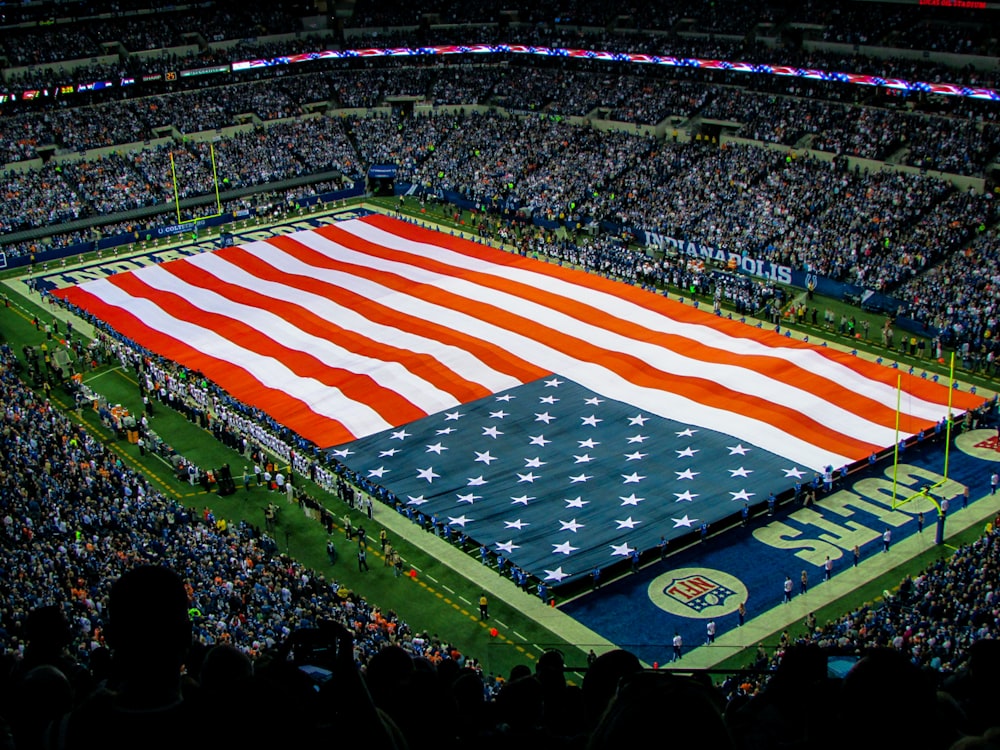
[
  {"left": 2, "top": 0, "right": 996, "bottom": 87},
  {"left": 0, "top": 114, "right": 358, "bottom": 235},
  {"left": 2, "top": 2, "right": 1000, "bottom": 746},
  {"left": 4, "top": 32, "right": 1000, "bottom": 164},
  {"left": 4, "top": 298, "right": 1000, "bottom": 749},
  {"left": 0, "top": 342, "right": 503, "bottom": 748},
  {"left": 0, "top": 4, "right": 301, "bottom": 66},
  {"left": 0, "top": 80, "right": 996, "bottom": 358}
]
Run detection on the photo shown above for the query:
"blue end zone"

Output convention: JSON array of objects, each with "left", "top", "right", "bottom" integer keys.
[{"left": 561, "top": 427, "right": 999, "bottom": 666}]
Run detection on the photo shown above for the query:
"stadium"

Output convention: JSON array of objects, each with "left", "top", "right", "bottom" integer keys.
[{"left": 1, "top": 0, "right": 1000, "bottom": 747}]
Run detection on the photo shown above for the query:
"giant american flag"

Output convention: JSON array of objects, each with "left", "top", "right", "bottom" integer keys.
[{"left": 55, "top": 213, "right": 984, "bottom": 585}]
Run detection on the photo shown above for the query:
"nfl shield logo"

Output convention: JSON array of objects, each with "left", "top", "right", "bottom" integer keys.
[{"left": 662, "top": 573, "right": 738, "bottom": 613}]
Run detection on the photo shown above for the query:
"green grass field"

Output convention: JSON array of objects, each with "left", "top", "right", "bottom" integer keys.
[{"left": 2, "top": 202, "right": 996, "bottom": 683}]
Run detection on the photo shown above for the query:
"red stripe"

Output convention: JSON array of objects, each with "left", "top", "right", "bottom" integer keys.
[
  {"left": 109, "top": 270, "right": 427, "bottom": 428},
  {"left": 316, "top": 221, "right": 884, "bottom": 457},
  {"left": 164, "top": 252, "right": 491, "bottom": 407},
  {"left": 54, "top": 213, "right": 983, "bottom": 457},
  {"left": 364, "top": 213, "right": 983, "bottom": 414},
  {"left": 262, "top": 233, "right": 547, "bottom": 384},
  {"left": 57, "top": 284, "right": 357, "bottom": 446}
]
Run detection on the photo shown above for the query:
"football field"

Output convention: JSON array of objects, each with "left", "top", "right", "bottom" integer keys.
[{"left": 4, "top": 202, "right": 999, "bottom": 675}]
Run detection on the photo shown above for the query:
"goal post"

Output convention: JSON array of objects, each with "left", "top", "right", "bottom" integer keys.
[
  {"left": 170, "top": 142, "right": 224, "bottom": 226},
  {"left": 890, "top": 351, "right": 956, "bottom": 514}
]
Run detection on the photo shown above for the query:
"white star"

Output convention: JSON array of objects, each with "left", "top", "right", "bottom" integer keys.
[
  {"left": 390, "top": 429, "right": 411, "bottom": 441},
  {"left": 728, "top": 444, "right": 751, "bottom": 455},
  {"left": 581, "top": 414, "right": 602, "bottom": 427},
  {"left": 622, "top": 471, "right": 645, "bottom": 484},
  {"left": 456, "top": 492, "right": 481, "bottom": 504},
  {"left": 425, "top": 442, "right": 447, "bottom": 454},
  {"left": 331, "top": 448, "right": 354, "bottom": 458},
  {"left": 560, "top": 519, "right": 584, "bottom": 533},
  {"left": 517, "top": 472, "right": 539, "bottom": 483},
  {"left": 730, "top": 489, "right": 754, "bottom": 501},
  {"left": 474, "top": 450, "right": 497, "bottom": 465},
  {"left": 626, "top": 434, "right": 648, "bottom": 444},
  {"left": 444, "top": 411, "right": 464, "bottom": 421},
  {"left": 628, "top": 414, "right": 649, "bottom": 426},
  {"left": 624, "top": 451, "right": 647, "bottom": 461},
  {"left": 577, "top": 438, "right": 600, "bottom": 448},
  {"left": 784, "top": 467, "right": 807, "bottom": 478},
  {"left": 729, "top": 466, "right": 752, "bottom": 478},
  {"left": 544, "top": 377, "right": 563, "bottom": 388},
  {"left": 495, "top": 394, "right": 515, "bottom": 402},
  {"left": 673, "top": 514, "right": 698, "bottom": 528},
  {"left": 584, "top": 396, "right": 604, "bottom": 405},
  {"left": 378, "top": 448, "right": 399, "bottom": 457},
  {"left": 406, "top": 495, "right": 427, "bottom": 505},
  {"left": 529, "top": 434, "right": 551, "bottom": 446},
  {"left": 610, "top": 542, "right": 634, "bottom": 557},
  {"left": 534, "top": 412, "right": 556, "bottom": 424},
  {"left": 675, "top": 428, "right": 696, "bottom": 437},
  {"left": 435, "top": 427, "right": 456, "bottom": 435},
  {"left": 544, "top": 567, "right": 570, "bottom": 582},
  {"left": 616, "top": 517, "right": 640, "bottom": 529},
  {"left": 565, "top": 497, "right": 588, "bottom": 508},
  {"left": 467, "top": 476, "right": 488, "bottom": 486},
  {"left": 619, "top": 493, "right": 644, "bottom": 506},
  {"left": 539, "top": 395, "right": 559, "bottom": 404},
  {"left": 569, "top": 473, "right": 593, "bottom": 483},
  {"left": 495, "top": 540, "right": 519, "bottom": 553},
  {"left": 676, "top": 446, "right": 698, "bottom": 458},
  {"left": 573, "top": 453, "right": 594, "bottom": 464},
  {"left": 367, "top": 466, "right": 389, "bottom": 478},
  {"left": 448, "top": 514, "right": 472, "bottom": 527},
  {"left": 482, "top": 426, "right": 503, "bottom": 438},
  {"left": 511, "top": 495, "right": 534, "bottom": 505},
  {"left": 524, "top": 456, "right": 546, "bottom": 468},
  {"left": 489, "top": 409, "right": 509, "bottom": 419},
  {"left": 674, "top": 490, "right": 698, "bottom": 502},
  {"left": 416, "top": 467, "right": 439, "bottom": 483},
  {"left": 552, "top": 541, "right": 578, "bottom": 555},
  {"left": 504, "top": 519, "right": 529, "bottom": 530},
  {"left": 675, "top": 468, "right": 699, "bottom": 480}
]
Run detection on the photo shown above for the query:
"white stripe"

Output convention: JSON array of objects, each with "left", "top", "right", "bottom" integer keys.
[
  {"left": 286, "top": 230, "right": 852, "bottom": 468},
  {"left": 344, "top": 219, "right": 949, "bottom": 422},
  {"left": 292, "top": 228, "right": 892, "bottom": 456},
  {"left": 79, "top": 278, "right": 394, "bottom": 436},
  {"left": 189, "top": 245, "right": 522, "bottom": 394},
  {"left": 130, "top": 263, "right": 461, "bottom": 416}
]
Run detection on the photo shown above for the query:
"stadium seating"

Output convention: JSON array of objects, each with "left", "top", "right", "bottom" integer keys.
[{"left": 2, "top": 3, "right": 1000, "bottom": 747}]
